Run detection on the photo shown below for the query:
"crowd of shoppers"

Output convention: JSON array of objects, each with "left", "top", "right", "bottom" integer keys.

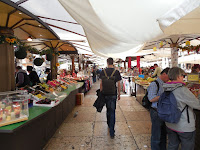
[
  {"left": 15, "top": 66, "right": 51, "bottom": 88},
  {"left": 16, "top": 60, "right": 200, "bottom": 149},
  {"left": 147, "top": 66, "right": 200, "bottom": 150}
]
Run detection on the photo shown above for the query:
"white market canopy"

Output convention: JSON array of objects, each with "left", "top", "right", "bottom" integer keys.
[
  {"left": 9, "top": 0, "right": 200, "bottom": 60},
  {"left": 158, "top": 0, "right": 200, "bottom": 36},
  {"left": 58, "top": 0, "right": 185, "bottom": 59}
]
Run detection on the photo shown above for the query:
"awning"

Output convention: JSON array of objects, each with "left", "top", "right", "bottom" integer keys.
[
  {"left": 0, "top": 0, "right": 59, "bottom": 40},
  {"left": 10, "top": 0, "right": 94, "bottom": 55},
  {"left": 158, "top": 0, "right": 200, "bottom": 35},
  {"left": 25, "top": 39, "right": 78, "bottom": 54},
  {"left": 8, "top": 0, "right": 200, "bottom": 61},
  {"left": 9, "top": 0, "right": 184, "bottom": 58},
  {"left": 58, "top": 0, "right": 184, "bottom": 58}
]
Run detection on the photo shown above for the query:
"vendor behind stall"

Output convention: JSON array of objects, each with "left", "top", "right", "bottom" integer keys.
[
  {"left": 45, "top": 68, "right": 52, "bottom": 83},
  {"left": 27, "top": 66, "right": 41, "bottom": 86},
  {"left": 152, "top": 64, "right": 161, "bottom": 78},
  {"left": 15, "top": 66, "right": 30, "bottom": 88},
  {"left": 191, "top": 64, "right": 200, "bottom": 74}
]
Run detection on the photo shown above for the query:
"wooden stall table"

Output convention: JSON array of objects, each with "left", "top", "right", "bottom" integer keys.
[{"left": 0, "top": 82, "right": 83, "bottom": 150}]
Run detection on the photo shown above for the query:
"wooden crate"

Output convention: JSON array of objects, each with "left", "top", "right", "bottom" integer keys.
[{"left": 76, "top": 93, "right": 84, "bottom": 105}]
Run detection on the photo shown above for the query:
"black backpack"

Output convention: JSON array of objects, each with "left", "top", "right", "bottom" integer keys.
[
  {"left": 102, "top": 69, "right": 116, "bottom": 95},
  {"left": 142, "top": 80, "right": 159, "bottom": 109}
]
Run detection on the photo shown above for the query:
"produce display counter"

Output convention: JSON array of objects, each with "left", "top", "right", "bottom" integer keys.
[
  {"left": 66, "top": 76, "right": 92, "bottom": 93},
  {"left": 135, "top": 81, "right": 149, "bottom": 105},
  {"left": 0, "top": 82, "right": 83, "bottom": 150}
]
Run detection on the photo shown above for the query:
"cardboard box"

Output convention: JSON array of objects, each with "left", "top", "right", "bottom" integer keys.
[{"left": 76, "top": 93, "right": 84, "bottom": 105}]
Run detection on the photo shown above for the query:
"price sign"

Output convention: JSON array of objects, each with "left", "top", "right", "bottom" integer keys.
[{"left": 187, "top": 74, "right": 199, "bottom": 82}]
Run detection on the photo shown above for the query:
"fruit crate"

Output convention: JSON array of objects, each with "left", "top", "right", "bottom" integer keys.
[{"left": 33, "top": 99, "right": 60, "bottom": 107}]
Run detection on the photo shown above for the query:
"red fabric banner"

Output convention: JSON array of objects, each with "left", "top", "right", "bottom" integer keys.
[
  {"left": 137, "top": 56, "right": 141, "bottom": 74},
  {"left": 128, "top": 57, "right": 131, "bottom": 69}
]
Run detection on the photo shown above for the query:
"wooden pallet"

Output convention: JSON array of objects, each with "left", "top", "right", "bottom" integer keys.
[{"left": 0, "top": 117, "right": 28, "bottom": 127}]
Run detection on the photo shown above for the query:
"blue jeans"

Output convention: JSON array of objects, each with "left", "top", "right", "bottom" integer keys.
[
  {"left": 150, "top": 108, "right": 167, "bottom": 150},
  {"left": 93, "top": 76, "right": 96, "bottom": 83},
  {"left": 167, "top": 127, "right": 195, "bottom": 150},
  {"left": 105, "top": 95, "right": 117, "bottom": 137}
]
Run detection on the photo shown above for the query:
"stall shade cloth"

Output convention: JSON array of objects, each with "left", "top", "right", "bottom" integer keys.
[
  {"left": 58, "top": 0, "right": 184, "bottom": 58},
  {"left": 158, "top": 0, "right": 200, "bottom": 35}
]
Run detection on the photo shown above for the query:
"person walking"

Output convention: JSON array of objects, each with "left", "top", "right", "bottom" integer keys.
[
  {"left": 147, "top": 67, "right": 170, "bottom": 150},
  {"left": 15, "top": 66, "right": 30, "bottom": 88},
  {"left": 100, "top": 57, "right": 122, "bottom": 139},
  {"left": 92, "top": 66, "right": 97, "bottom": 83},
  {"left": 163, "top": 67, "right": 200, "bottom": 150},
  {"left": 27, "top": 66, "right": 41, "bottom": 86},
  {"left": 152, "top": 64, "right": 162, "bottom": 78}
]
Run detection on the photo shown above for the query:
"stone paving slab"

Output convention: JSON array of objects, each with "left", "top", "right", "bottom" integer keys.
[{"left": 45, "top": 81, "right": 151, "bottom": 150}]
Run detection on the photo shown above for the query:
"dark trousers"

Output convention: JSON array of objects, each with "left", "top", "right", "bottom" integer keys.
[
  {"left": 93, "top": 76, "right": 96, "bottom": 83},
  {"left": 105, "top": 95, "right": 117, "bottom": 137},
  {"left": 150, "top": 108, "right": 167, "bottom": 150},
  {"left": 167, "top": 127, "right": 195, "bottom": 150}
]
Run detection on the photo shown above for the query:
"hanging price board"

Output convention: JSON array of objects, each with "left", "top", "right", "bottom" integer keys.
[{"left": 187, "top": 74, "right": 199, "bottom": 82}]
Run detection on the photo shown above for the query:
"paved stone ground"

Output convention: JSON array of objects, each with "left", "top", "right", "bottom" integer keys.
[{"left": 44, "top": 81, "right": 151, "bottom": 150}]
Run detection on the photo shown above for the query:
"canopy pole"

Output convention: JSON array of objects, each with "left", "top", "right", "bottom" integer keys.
[
  {"left": 51, "top": 48, "right": 58, "bottom": 79},
  {"left": 82, "top": 60, "right": 85, "bottom": 70},
  {"left": 0, "top": 28, "right": 15, "bottom": 92},
  {"left": 170, "top": 43, "right": 178, "bottom": 67},
  {"left": 124, "top": 61, "right": 126, "bottom": 70},
  {"left": 78, "top": 56, "right": 81, "bottom": 71},
  {"left": 71, "top": 55, "right": 75, "bottom": 73}
]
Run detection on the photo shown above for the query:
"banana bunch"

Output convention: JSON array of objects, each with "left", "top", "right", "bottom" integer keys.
[
  {"left": 39, "top": 83, "right": 49, "bottom": 89},
  {"left": 36, "top": 94, "right": 46, "bottom": 99},
  {"left": 146, "top": 77, "right": 155, "bottom": 82}
]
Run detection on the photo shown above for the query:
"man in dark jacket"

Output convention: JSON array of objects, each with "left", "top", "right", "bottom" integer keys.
[
  {"left": 27, "top": 66, "right": 40, "bottom": 86},
  {"left": 16, "top": 66, "right": 30, "bottom": 88},
  {"left": 93, "top": 89, "right": 105, "bottom": 112}
]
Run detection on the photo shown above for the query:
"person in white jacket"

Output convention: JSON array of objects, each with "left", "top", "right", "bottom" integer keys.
[{"left": 163, "top": 67, "right": 200, "bottom": 150}]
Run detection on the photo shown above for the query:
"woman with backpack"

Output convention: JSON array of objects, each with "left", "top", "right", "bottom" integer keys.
[{"left": 162, "top": 67, "right": 200, "bottom": 150}]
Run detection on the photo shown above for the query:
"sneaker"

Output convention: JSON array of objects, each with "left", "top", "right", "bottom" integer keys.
[
  {"left": 110, "top": 135, "right": 115, "bottom": 139},
  {"left": 110, "top": 133, "right": 115, "bottom": 139}
]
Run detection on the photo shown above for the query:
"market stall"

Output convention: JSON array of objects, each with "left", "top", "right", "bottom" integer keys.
[
  {"left": 0, "top": 2, "right": 86, "bottom": 149},
  {"left": 60, "top": 76, "right": 92, "bottom": 93},
  {"left": 0, "top": 0, "right": 59, "bottom": 92},
  {"left": 134, "top": 77, "right": 153, "bottom": 105},
  {"left": 0, "top": 82, "right": 83, "bottom": 150}
]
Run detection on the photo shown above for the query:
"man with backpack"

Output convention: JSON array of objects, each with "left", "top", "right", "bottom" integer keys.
[
  {"left": 159, "top": 67, "right": 200, "bottom": 150},
  {"left": 147, "top": 67, "right": 170, "bottom": 150},
  {"left": 100, "top": 57, "right": 122, "bottom": 139}
]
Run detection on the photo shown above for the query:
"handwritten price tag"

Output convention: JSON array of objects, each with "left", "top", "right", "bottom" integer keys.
[{"left": 187, "top": 74, "right": 199, "bottom": 82}]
